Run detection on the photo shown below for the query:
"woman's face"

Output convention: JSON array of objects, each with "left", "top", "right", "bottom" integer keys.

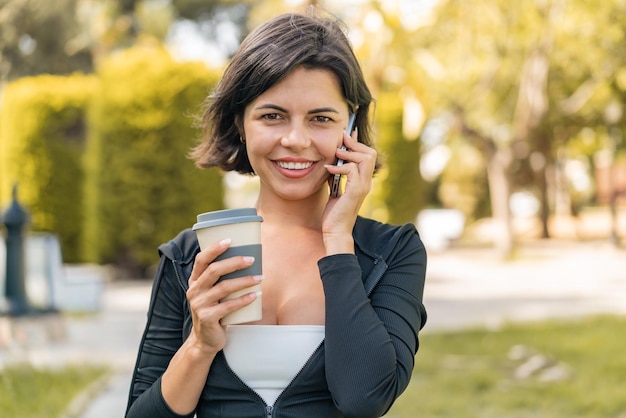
[{"left": 243, "top": 66, "right": 351, "bottom": 200}]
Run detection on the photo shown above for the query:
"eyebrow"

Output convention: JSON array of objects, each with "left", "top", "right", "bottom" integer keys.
[{"left": 253, "top": 104, "right": 341, "bottom": 115}]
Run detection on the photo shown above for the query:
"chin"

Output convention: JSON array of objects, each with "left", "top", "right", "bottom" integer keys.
[{"left": 276, "top": 186, "right": 322, "bottom": 201}]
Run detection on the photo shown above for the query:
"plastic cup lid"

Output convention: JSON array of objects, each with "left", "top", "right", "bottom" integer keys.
[{"left": 192, "top": 208, "right": 263, "bottom": 230}]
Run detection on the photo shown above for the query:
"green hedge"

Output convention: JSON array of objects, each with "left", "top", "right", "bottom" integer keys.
[
  {"left": 82, "top": 45, "right": 224, "bottom": 274},
  {"left": 376, "top": 91, "right": 425, "bottom": 225},
  {"left": 0, "top": 74, "right": 97, "bottom": 262},
  {"left": 1, "top": 45, "right": 225, "bottom": 274}
]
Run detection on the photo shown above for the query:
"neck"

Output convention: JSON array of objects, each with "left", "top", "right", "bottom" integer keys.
[{"left": 255, "top": 189, "right": 327, "bottom": 230}]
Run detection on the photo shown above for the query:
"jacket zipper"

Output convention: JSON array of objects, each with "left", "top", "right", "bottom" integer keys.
[
  {"left": 222, "top": 355, "right": 272, "bottom": 413},
  {"left": 221, "top": 339, "right": 325, "bottom": 416},
  {"left": 171, "top": 259, "right": 190, "bottom": 291},
  {"left": 272, "top": 339, "right": 324, "bottom": 405},
  {"left": 365, "top": 256, "right": 387, "bottom": 296}
]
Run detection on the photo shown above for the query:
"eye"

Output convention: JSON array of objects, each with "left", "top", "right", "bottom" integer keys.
[
  {"left": 262, "top": 113, "right": 283, "bottom": 121},
  {"left": 312, "top": 115, "right": 332, "bottom": 123}
]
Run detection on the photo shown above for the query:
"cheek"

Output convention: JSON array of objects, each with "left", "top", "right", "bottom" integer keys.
[
  {"left": 245, "top": 126, "right": 272, "bottom": 152},
  {"left": 318, "top": 132, "right": 344, "bottom": 159},
  {"left": 245, "top": 136, "right": 275, "bottom": 167}
]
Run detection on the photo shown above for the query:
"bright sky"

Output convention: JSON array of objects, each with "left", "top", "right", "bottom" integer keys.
[
  {"left": 166, "top": 0, "right": 437, "bottom": 67},
  {"left": 166, "top": 20, "right": 234, "bottom": 67}
]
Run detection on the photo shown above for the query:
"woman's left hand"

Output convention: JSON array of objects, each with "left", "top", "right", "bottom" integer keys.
[{"left": 323, "top": 129, "right": 377, "bottom": 253}]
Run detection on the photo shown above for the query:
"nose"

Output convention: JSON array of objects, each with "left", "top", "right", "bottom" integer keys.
[{"left": 280, "top": 122, "right": 311, "bottom": 150}]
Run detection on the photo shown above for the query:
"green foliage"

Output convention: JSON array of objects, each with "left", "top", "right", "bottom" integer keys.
[
  {"left": 1, "top": 43, "right": 225, "bottom": 273},
  {"left": 375, "top": 92, "right": 425, "bottom": 225},
  {"left": 82, "top": 44, "right": 224, "bottom": 274},
  {"left": 136, "top": 1, "right": 176, "bottom": 41},
  {"left": 388, "top": 315, "right": 626, "bottom": 418},
  {"left": 418, "top": 0, "right": 626, "bottom": 176},
  {"left": 0, "top": 74, "right": 97, "bottom": 262},
  {"left": 401, "top": 0, "right": 626, "bottom": 245},
  {"left": 0, "top": 364, "right": 107, "bottom": 417},
  {"left": 0, "top": 0, "right": 93, "bottom": 81},
  {"left": 172, "top": 0, "right": 245, "bottom": 19}
]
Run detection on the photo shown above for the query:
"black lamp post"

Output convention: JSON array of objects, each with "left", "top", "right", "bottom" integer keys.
[{"left": 2, "top": 184, "right": 30, "bottom": 316}]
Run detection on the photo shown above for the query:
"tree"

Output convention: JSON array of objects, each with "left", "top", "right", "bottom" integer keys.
[
  {"left": 414, "top": 0, "right": 626, "bottom": 255},
  {"left": 0, "top": 0, "right": 93, "bottom": 83},
  {"left": 334, "top": 3, "right": 430, "bottom": 223}
]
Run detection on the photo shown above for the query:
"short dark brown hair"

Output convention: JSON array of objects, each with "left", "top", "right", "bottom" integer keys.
[{"left": 190, "top": 10, "right": 378, "bottom": 174}]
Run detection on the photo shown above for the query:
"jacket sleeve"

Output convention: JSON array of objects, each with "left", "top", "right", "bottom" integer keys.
[
  {"left": 319, "top": 223, "right": 427, "bottom": 418},
  {"left": 125, "top": 256, "right": 194, "bottom": 418}
]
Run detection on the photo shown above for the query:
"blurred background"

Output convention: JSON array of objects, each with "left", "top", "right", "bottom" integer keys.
[
  {"left": 1, "top": 0, "right": 625, "bottom": 281},
  {"left": 1, "top": 1, "right": 625, "bottom": 417}
]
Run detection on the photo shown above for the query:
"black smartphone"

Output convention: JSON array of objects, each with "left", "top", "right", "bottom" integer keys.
[{"left": 330, "top": 112, "right": 357, "bottom": 197}]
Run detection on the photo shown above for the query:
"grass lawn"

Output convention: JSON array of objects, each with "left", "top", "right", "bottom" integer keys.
[
  {"left": 2, "top": 315, "right": 625, "bottom": 417},
  {"left": 388, "top": 314, "right": 626, "bottom": 418},
  {"left": 0, "top": 364, "right": 108, "bottom": 418}
]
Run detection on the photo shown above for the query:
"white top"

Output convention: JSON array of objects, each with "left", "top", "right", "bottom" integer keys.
[{"left": 223, "top": 325, "right": 325, "bottom": 406}]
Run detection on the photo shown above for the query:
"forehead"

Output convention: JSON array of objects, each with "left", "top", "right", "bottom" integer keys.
[{"left": 254, "top": 67, "right": 346, "bottom": 107}]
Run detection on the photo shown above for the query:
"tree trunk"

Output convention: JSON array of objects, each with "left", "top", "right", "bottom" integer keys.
[
  {"left": 453, "top": 106, "right": 516, "bottom": 258},
  {"left": 539, "top": 162, "right": 551, "bottom": 238},
  {"left": 486, "top": 148, "right": 515, "bottom": 258}
]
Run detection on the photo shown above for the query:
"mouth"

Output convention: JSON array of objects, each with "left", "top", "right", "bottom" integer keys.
[
  {"left": 275, "top": 161, "right": 315, "bottom": 170},
  {"left": 272, "top": 159, "right": 318, "bottom": 179}
]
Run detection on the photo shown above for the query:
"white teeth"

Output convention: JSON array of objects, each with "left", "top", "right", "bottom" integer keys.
[{"left": 276, "top": 161, "right": 313, "bottom": 170}]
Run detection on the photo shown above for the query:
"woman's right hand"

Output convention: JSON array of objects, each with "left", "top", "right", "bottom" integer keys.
[
  {"left": 185, "top": 238, "right": 261, "bottom": 354},
  {"left": 161, "top": 238, "right": 261, "bottom": 414}
]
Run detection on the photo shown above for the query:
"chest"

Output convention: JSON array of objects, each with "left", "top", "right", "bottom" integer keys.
[{"left": 257, "top": 240, "right": 327, "bottom": 325}]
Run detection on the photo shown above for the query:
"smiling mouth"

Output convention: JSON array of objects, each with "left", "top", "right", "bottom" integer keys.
[{"left": 275, "top": 161, "right": 315, "bottom": 170}]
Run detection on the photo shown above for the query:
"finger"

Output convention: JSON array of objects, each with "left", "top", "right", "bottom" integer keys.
[
  {"left": 211, "top": 273, "right": 263, "bottom": 299},
  {"left": 332, "top": 149, "right": 376, "bottom": 176},
  {"left": 190, "top": 238, "right": 231, "bottom": 282},
  {"left": 192, "top": 256, "right": 257, "bottom": 297},
  {"left": 188, "top": 272, "right": 261, "bottom": 305},
  {"left": 342, "top": 127, "right": 360, "bottom": 148},
  {"left": 208, "top": 290, "right": 260, "bottom": 322},
  {"left": 338, "top": 135, "right": 376, "bottom": 162}
]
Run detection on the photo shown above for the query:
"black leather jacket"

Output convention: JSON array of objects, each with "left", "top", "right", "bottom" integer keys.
[{"left": 126, "top": 216, "right": 427, "bottom": 418}]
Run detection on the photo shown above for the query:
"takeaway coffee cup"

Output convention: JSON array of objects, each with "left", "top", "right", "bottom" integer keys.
[{"left": 192, "top": 208, "right": 263, "bottom": 325}]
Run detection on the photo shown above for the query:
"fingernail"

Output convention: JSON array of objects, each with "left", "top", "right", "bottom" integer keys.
[
  {"left": 253, "top": 275, "right": 264, "bottom": 282},
  {"left": 243, "top": 256, "right": 255, "bottom": 264},
  {"left": 219, "top": 238, "right": 231, "bottom": 247},
  {"left": 249, "top": 290, "right": 262, "bottom": 300}
]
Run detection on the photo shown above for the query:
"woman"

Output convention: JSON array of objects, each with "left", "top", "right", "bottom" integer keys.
[{"left": 126, "top": 10, "right": 427, "bottom": 418}]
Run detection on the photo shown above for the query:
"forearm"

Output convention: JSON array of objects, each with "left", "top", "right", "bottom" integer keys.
[
  {"left": 127, "top": 258, "right": 199, "bottom": 418},
  {"left": 318, "top": 248, "right": 426, "bottom": 417},
  {"left": 161, "top": 334, "right": 217, "bottom": 415},
  {"left": 320, "top": 255, "right": 399, "bottom": 414}
]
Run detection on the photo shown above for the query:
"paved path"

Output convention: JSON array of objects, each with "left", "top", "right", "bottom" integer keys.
[
  {"left": 2, "top": 239, "right": 625, "bottom": 417},
  {"left": 67, "top": 282, "right": 149, "bottom": 418},
  {"left": 423, "top": 240, "right": 626, "bottom": 330},
  {"left": 0, "top": 281, "right": 149, "bottom": 418}
]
